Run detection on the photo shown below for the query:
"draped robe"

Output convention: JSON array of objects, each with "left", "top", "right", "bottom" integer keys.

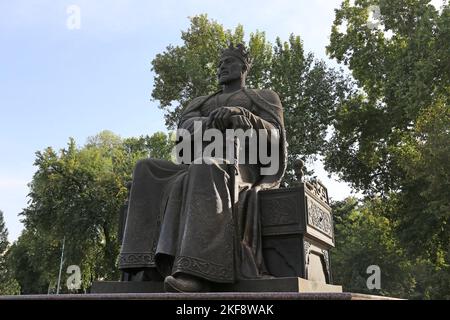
[{"left": 119, "top": 88, "right": 286, "bottom": 283}]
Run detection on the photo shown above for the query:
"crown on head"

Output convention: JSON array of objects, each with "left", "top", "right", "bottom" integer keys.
[{"left": 221, "top": 42, "right": 252, "bottom": 70}]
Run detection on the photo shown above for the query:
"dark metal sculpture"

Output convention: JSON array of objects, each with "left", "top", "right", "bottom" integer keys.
[
  {"left": 111, "top": 44, "right": 338, "bottom": 294},
  {"left": 118, "top": 43, "right": 288, "bottom": 292}
]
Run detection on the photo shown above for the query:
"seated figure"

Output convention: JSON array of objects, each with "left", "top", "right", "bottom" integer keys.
[{"left": 119, "top": 43, "right": 287, "bottom": 292}]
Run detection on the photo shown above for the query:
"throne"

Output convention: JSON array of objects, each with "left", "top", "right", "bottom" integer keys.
[{"left": 258, "top": 159, "right": 334, "bottom": 286}]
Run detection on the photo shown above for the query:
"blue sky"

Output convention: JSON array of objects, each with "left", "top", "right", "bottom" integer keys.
[{"left": 4, "top": 0, "right": 445, "bottom": 242}]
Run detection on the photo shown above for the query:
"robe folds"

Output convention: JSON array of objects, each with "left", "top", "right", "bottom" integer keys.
[{"left": 119, "top": 88, "right": 287, "bottom": 283}]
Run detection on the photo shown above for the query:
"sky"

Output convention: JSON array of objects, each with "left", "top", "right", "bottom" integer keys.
[{"left": 1, "top": 0, "right": 445, "bottom": 243}]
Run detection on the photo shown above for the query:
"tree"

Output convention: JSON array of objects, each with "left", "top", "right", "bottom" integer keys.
[
  {"left": 326, "top": 0, "right": 450, "bottom": 298},
  {"left": 151, "top": 14, "right": 351, "bottom": 183},
  {"left": 332, "top": 194, "right": 450, "bottom": 300},
  {"left": 10, "top": 131, "right": 173, "bottom": 293},
  {"left": 331, "top": 198, "right": 415, "bottom": 298},
  {"left": 0, "top": 210, "right": 8, "bottom": 259},
  {"left": 390, "top": 99, "right": 450, "bottom": 260},
  {"left": 326, "top": 0, "right": 449, "bottom": 195},
  {"left": 7, "top": 229, "right": 56, "bottom": 294},
  {"left": 0, "top": 210, "right": 20, "bottom": 295}
]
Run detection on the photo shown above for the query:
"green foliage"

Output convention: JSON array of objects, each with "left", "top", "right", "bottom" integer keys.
[
  {"left": 8, "top": 131, "right": 173, "bottom": 293},
  {"left": 332, "top": 195, "right": 450, "bottom": 300},
  {"left": 7, "top": 230, "right": 57, "bottom": 294},
  {"left": 390, "top": 99, "right": 450, "bottom": 262},
  {"left": 325, "top": 0, "right": 450, "bottom": 194},
  {"left": 0, "top": 210, "right": 20, "bottom": 295},
  {"left": 151, "top": 14, "right": 352, "bottom": 183},
  {"left": 0, "top": 210, "right": 8, "bottom": 256},
  {"left": 327, "top": 0, "right": 450, "bottom": 299},
  {"left": 331, "top": 198, "right": 415, "bottom": 298},
  {"left": 271, "top": 36, "right": 352, "bottom": 183}
]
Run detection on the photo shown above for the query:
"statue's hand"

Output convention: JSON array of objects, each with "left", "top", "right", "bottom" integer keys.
[
  {"left": 230, "top": 115, "right": 253, "bottom": 130},
  {"left": 207, "top": 107, "right": 243, "bottom": 130}
]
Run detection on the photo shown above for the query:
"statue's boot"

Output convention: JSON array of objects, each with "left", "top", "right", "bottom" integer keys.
[{"left": 164, "top": 274, "right": 211, "bottom": 293}]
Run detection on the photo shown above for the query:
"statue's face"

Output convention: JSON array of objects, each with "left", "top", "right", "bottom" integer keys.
[{"left": 217, "top": 55, "right": 245, "bottom": 85}]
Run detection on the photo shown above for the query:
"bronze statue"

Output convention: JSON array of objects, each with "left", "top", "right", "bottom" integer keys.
[{"left": 119, "top": 43, "right": 287, "bottom": 292}]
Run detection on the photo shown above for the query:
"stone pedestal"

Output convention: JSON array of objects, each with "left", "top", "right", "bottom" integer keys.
[
  {"left": 0, "top": 292, "right": 401, "bottom": 300},
  {"left": 91, "top": 277, "right": 342, "bottom": 294}
]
